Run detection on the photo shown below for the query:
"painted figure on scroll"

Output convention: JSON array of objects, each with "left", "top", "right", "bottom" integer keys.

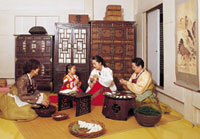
[
  {"left": 86, "top": 55, "right": 117, "bottom": 105},
  {"left": 59, "top": 64, "right": 82, "bottom": 94},
  {"left": 0, "top": 59, "right": 49, "bottom": 121}
]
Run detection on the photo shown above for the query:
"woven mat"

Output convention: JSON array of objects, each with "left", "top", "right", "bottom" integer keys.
[{"left": 15, "top": 105, "right": 180, "bottom": 139}]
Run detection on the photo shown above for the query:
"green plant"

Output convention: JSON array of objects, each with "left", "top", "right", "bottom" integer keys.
[{"left": 135, "top": 106, "right": 161, "bottom": 116}]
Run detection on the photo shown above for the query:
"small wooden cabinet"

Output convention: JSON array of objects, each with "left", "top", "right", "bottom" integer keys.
[
  {"left": 53, "top": 23, "right": 90, "bottom": 92},
  {"left": 15, "top": 35, "right": 54, "bottom": 90},
  {"left": 91, "top": 21, "right": 136, "bottom": 90}
]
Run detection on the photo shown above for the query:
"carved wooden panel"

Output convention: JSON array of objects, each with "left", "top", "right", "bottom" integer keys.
[
  {"left": 73, "top": 28, "right": 87, "bottom": 64},
  {"left": 15, "top": 35, "right": 53, "bottom": 90},
  {"left": 57, "top": 27, "right": 72, "bottom": 63},
  {"left": 91, "top": 21, "right": 136, "bottom": 91},
  {"left": 76, "top": 97, "right": 91, "bottom": 116},
  {"left": 16, "top": 35, "right": 52, "bottom": 57},
  {"left": 54, "top": 23, "right": 90, "bottom": 92}
]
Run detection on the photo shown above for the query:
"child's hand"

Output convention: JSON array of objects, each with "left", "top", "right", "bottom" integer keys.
[
  {"left": 75, "top": 78, "right": 79, "bottom": 85},
  {"left": 77, "top": 81, "right": 82, "bottom": 88}
]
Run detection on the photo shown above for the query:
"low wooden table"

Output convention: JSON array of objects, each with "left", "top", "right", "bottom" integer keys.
[
  {"left": 58, "top": 92, "right": 92, "bottom": 116},
  {"left": 102, "top": 92, "right": 136, "bottom": 120}
]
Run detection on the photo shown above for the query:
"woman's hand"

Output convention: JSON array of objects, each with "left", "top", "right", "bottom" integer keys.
[
  {"left": 90, "top": 74, "right": 98, "bottom": 83},
  {"left": 90, "top": 77, "right": 94, "bottom": 82},
  {"left": 90, "top": 79, "right": 97, "bottom": 88},
  {"left": 41, "top": 99, "right": 49, "bottom": 107},
  {"left": 120, "top": 79, "right": 127, "bottom": 86},
  {"left": 93, "top": 74, "right": 99, "bottom": 81}
]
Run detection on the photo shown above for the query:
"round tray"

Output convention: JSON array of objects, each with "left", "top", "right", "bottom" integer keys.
[
  {"left": 52, "top": 113, "right": 68, "bottom": 121},
  {"left": 68, "top": 120, "right": 105, "bottom": 138}
]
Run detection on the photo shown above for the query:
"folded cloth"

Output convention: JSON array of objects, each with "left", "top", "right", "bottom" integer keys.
[
  {"left": 59, "top": 89, "right": 77, "bottom": 94},
  {"left": 7, "top": 93, "right": 44, "bottom": 107}
]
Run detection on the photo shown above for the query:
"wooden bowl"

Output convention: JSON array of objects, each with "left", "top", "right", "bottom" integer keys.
[
  {"left": 32, "top": 105, "right": 56, "bottom": 117},
  {"left": 52, "top": 113, "right": 68, "bottom": 121},
  {"left": 135, "top": 112, "right": 161, "bottom": 127}
]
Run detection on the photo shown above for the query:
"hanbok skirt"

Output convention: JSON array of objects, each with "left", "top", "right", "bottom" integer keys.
[
  {"left": 87, "top": 81, "right": 111, "bottom": 106},
  {"left": 0, "top": 86, "right": 46, "bottom": 121}
]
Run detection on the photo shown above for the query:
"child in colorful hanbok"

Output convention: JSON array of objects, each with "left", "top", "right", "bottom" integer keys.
[{"left": 60, "top": 64, "right": 82, "bottom": 93}]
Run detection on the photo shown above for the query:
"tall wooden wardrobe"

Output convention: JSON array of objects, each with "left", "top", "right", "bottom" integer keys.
[
  {"left": 90, "top": 21, "right": 136, "bottom": 90},
  {"left": 53, "top": 23, "right": 90, "bottom": 92}
]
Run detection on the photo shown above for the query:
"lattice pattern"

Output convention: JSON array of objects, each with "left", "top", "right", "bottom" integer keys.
[
  {"left": 73, "top": 29, "right": 87, "bottom": 64},
  {"left": 54, "top": 23, "right": 90, "bottom": 92},
  {"left": 58, "top": 28, "right": 72, "bottom": 63}
]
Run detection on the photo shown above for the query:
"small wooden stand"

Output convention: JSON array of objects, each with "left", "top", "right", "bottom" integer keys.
[
  {"left": 102, "top": 93, "right": 136, "bottom": 120},
  {"left": 58, "top": 92, "right": 92, "bottom": 116}
]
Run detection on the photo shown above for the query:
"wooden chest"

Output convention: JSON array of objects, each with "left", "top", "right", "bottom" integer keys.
[
  {"left": 15, "top": 35, "right": 54, "bottom": 90},
  {"left": 91, "top": 21, "right": 136, "bottom": 90},
  {"left": 69, "top": 14, "right": 89, "bottom": 24},
  {"left": 54, "top": 23, "right": 90, "bottom": 92},
  {"left": 106, "top": 11, "right": 122, "bottom": 16},
  {"left": 106, "top": 5, "right": 121, "bottom": 11}
]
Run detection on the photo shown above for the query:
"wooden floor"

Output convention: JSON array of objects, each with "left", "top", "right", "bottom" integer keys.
[
  {"left": 1, "top": 91, "right": 199, "bottom": 139},
  {"left": 15, "top": 105, "right": 180, "bottom": 139}
]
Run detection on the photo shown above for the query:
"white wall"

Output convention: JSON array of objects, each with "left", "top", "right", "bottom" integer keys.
[
  {"left": 0, "top": 14, "right": 15, "bottom": 80},
  {"left": 0, "top": 0, "right": 84, "bottom": 11},
  {"left": 135, "top": 0, "right": 200, "bottom": 125}
]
